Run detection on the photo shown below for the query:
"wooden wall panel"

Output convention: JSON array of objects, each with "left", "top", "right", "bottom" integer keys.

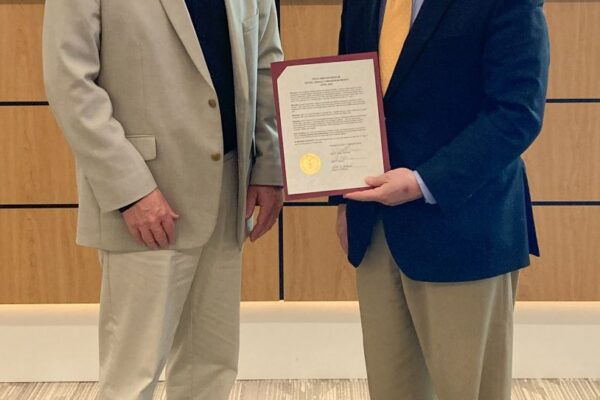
[
  {"left": 545, "top": 1, "right": 600, "bottom": 98},
  {"left": 0, "top": 209, "right": 100, "bottom": 304},
  {"left": 0, "top": 106, "right": 78, "bottom": 204},
  {"left": 523, "top": 104, "right": 600, "bottom": 201},
  {"left": 280, "top": 0, "right": 342, "bottom": 204},
  {"left": 1, "top": 0, "right": 599, "bottom": 305},
  {"left": 1, "top": 1, "right": 597, "bottom": 101},
  {"left": 0, "top": 0, "right": 46, "bottom": 101},
  {"left": 283, "top": 207, "right": 357, "bottom": 301},
  {"left": 519, "top": 206, "right": 600, "bottom": 301},
  {"left": 280, "top": 0, "right": 342, "bottom": 60},
  {"left": 241, "top": 224, "right": 280, "bottom": 301},
  {"left": 284, "top": 205, "right": 600, "bottom": 301},
  {"left": 279, "top": 0, "right": 600, "bottom": 99},
  {"left": 0, "top": 208, "right": 280, "bottom": 303}
]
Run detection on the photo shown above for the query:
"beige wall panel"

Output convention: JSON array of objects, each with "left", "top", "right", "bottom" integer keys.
[
  {"left": 0, "top": 209, "right": 100, "bottom": 304},
  {"left": 545, "top": 1, "right": 600, "bottom": 98},
  {"left": 284, "top": 206, "right": 600, "bottom": 302},
  {"left": 519, "top": 206, "right": 600, "bottom": 301},
  {"left": 0, "top": 0, "right": 46, "bottom": 101},
  {"left": 1, "top": 0, "right": 597, "bottom": 305},
  {"left": 0, "top": 208, "right": 279, "bottom": 303},
  {"left": 279, "top": 0, "right": 341, "bottom": 204},
  {"left": 0, "top": 106, "right": 78, "bottom": 204},
  {"left": 283, "top": 207, "right": 357, "bottom": 301},
  {"left": 287, "top": 197, "right": 328, "bottom": 203},
  {"left": 3, "top": 1, "right": 600, "bottom": 100},
  {"left": 523, "top": 103, "right": 600, "bottom": 201},
  {"left": 280, "top": 1, "right": 600, "bottom": 98},
  {"left": 242, "top": 224, "right": 280, "bottom": 301},
  {"left": 280, "top": 0, "right": 343, "bottom": 60}
]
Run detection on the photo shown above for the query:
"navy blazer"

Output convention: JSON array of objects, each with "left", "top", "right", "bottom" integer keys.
[{"left": 333, "top": 0, "right": 550, "bottom": 282}]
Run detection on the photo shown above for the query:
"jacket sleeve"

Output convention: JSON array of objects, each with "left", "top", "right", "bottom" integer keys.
[
  {"left": 249, "top": 0, "right": 285, "bottom": 186},
  {"left": 43, "top": 0, "right": 157, "bottom": 212},
  {"left": 415, "top": 0, "right": 550, "bottom": 214}
]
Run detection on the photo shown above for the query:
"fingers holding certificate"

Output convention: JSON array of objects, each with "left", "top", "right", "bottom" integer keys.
[{"left": 272, "top": 53, "right": 390, "bottom": 200}]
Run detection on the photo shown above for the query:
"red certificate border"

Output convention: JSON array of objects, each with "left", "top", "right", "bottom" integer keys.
[{"left": 271, "top": 52, "right": 390, "bottom": 201}]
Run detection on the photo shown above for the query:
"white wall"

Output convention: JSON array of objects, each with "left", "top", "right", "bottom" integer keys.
[{"left": 1, "top": 302, "right": 599, "bottom": 382}]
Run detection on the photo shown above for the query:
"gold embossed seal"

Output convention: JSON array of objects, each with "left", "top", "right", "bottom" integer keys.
[{"left": 299, "top": 153, "right": 322, "bottom": 176}]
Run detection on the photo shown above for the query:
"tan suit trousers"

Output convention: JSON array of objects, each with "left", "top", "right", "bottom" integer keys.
[
  {"left": 357, "top": 222, "right": 519, "bottom": 400},
  {"left": 97, "top": 152, "right": 242, "bottom": 400}
]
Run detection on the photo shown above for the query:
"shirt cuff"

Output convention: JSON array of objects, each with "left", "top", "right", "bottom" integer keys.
[
  {"left": 119, "top": 199, "right": 140, "bottom": 213},
  {"left": 413, "top": 170, "right": 437, "bottom": 205}
]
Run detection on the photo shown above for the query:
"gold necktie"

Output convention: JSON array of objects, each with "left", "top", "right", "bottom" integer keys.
[{"left": 379, "top": 0, "right": 413, "bottom": 94}]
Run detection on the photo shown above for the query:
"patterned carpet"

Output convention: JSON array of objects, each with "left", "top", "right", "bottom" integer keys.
[{"left": 0, "top": 379, "right": 599, "bottom": 400}]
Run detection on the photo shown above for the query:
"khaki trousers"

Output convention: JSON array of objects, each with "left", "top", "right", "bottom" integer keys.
[
  {"left": 357, "top": 222, "right": 519, "bottom": 400},
  {"left": 97, "top": 152, "right": 242, "bottom": 400}
]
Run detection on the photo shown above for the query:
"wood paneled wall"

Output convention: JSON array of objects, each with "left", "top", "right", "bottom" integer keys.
[
  {"left": 0, "top": 0, "right": 598, "bottom": 303},
  {"left": 0, "top": 210, "right": 100, "bottom": 304},
  {"left": 278, "top": 0, "right": 600, "bottom": 302},
  {"left": 0, "top": 0, "right": 46, "bottom": 101},
  {"left": 0, "top": 0, "right": 281, "bottom": 303},
  {"left": 0, "top": 208, "right": 279, "bottom": 303},
  {"left": 0, "top": 107, "right": 77, "bottom": 204},
  {"left": 544, "top": 1, "right": 600, "bottom": 98},
  {"left": 523, "top": 104, "right": 600, "bottom": 201}
]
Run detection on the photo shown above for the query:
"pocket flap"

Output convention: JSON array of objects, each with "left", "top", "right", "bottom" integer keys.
[{"left": 127, "top": 135, "right": 157, "bottom": 161}]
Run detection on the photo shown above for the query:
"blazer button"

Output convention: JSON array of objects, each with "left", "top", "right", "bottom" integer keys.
[
  {"left": 208, "top": 99, "right": 218, "bottom": 108},
  {"left": 211, "top": 153, "right": 222, "bottom": 162}
]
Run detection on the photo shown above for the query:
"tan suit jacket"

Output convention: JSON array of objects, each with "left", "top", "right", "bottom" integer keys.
[{"left": 43, "top": 0, "right": 283, "bottom": 251}]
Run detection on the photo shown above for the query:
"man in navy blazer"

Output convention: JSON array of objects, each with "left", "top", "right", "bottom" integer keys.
[{"left": 332, "top": 0, "right": 549, "bottom": 398}]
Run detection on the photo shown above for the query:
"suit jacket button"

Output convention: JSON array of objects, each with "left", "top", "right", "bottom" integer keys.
[
  {"left": 208, "top": 99, "right": 218, "bottom": 108},
  {"left": 211, "top": 153, "right": 222, "bottom": 162}
]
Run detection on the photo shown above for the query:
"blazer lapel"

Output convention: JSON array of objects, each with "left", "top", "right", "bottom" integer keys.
[
  {"left": 222, "top": 0, "right": 250, "bottom": 153},
  {"left": 223, "top": 0, "right": 246, "bottom": 97},
  {"left": 384, "top": 0, "right": 458, "bottom": 99},
  {"left": 159, "top": 0, "right": 215, "bottom": 91}
]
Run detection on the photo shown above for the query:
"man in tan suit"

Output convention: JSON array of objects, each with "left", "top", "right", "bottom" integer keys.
[{"left": 43, "top": 1, "right": 283, "bottom": 399}]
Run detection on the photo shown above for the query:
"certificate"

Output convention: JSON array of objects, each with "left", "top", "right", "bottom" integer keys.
[{"left": 272, "top": 52, "right": 390, "bottom": 200}]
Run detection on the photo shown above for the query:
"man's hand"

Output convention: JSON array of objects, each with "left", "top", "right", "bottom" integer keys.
[
  {"left": 246, "top": 185, "right": 283, "bottom": 242},
  {"left": 344, "top": 168, "right": 423, "bottom": 206},
  {"left": 122, "top": 189, "right": 179, "bottom": 250},
  {"left": 336, "top": 204, "right": 348, "bottom": 254}
]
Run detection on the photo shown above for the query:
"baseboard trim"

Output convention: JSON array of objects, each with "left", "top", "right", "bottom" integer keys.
[{"left": 0, "top": 302, "right": 599, "bottom": 382}]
